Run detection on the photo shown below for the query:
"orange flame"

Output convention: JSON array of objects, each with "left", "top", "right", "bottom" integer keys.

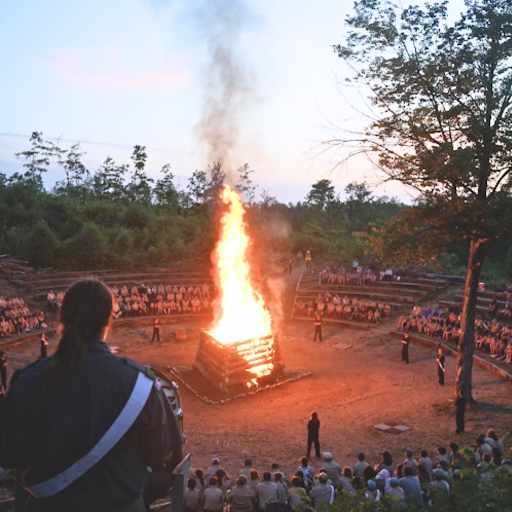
[{"left": 210, "top": 185, "right": 273, "bottom": 381}]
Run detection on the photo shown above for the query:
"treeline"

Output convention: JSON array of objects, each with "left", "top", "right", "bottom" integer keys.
[
  {"left": 2, "top": 132, "right": 510, "bottom": 283},
  {"left": 0, "top": 133, "right": 406, "bottom": 271}
]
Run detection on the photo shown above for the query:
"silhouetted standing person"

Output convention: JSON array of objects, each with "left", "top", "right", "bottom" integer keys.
[
  {"left": 307, "top": 412, "right": 321, "bottom": 459},
  {"left": 401, "top": 333, "right": 410, "bottom": 363},
  {"left": 40, "top": 333, "right": 49, "bottom": 360},
  {"left": 0, "top": 352, "right": 7, "bottom": 390},
  {"left": 455, "top": 395, "right": 466, "bottom": 434},
  {"left": 314, "top": 314, "right": 323, "bottom": 342},
  {"left": 436, "top": 348, "right": 445, "bottom": 385},
  {"left": 152, "top": 318, "right": 161, "bottom": 342}
]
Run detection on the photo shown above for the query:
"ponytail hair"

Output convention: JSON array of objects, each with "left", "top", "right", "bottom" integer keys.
[{"left": 41, "top": 279, "right": 113, "bottom": 389}]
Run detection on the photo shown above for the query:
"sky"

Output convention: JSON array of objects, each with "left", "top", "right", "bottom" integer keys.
[{"left": 0, "top": 0, "right": 465, "bottom": 204}]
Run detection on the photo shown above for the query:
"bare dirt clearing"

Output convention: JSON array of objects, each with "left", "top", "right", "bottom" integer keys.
[{"left": 8, "top": 316, "right": 512, "bottom": 477}]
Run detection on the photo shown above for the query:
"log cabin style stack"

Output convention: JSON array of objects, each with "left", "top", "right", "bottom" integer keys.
[{"left": 195, "top": 331, "right": 284, "bottom": 394}]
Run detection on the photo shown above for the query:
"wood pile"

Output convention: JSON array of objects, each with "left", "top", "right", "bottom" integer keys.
[
  {"left": 0, "top": 255, "right": 33, "bottom": 276},
  {"left": 195, "top": 330, "right": 284, "bottom": 394}
]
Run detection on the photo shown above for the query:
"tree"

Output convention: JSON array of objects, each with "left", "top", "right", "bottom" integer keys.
[
  {"left": 65, "top": 222, "right": 108, "bottom": 269},
  {"left": 187, "top": 170, "right": 208, "bottom": 204},
  {"left": 92, "top": 157, "right": 129, "bottom": 202},
  {"left": 128, "top": 145, "right": 153, "bottom": 203},
  {"left": 331, "top": 0, "right": 512, "bottom": 401},
  {"left": 25, "top": 219, "right": 60, "bottom": 268},
  {"left": 154, "top": 164, "right": 179, "bottom": 209},
  {"left": 235, "top": 163, "right": 257, "bottom": 204},
  {"left": 15, "top": 132, "right": 65, "bottom": 189},
  {"left": 306, "top": 179, "right": 336, "bottom": 210}
]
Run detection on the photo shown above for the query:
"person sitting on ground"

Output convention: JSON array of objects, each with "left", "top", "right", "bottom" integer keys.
[
  {"left": 387, "top": 477, "right": 406, "bottom": 511},
  {"left": 353, "top": 452, "right": 369, "bottom": 479},
  {"left": 226, "top": 475, "right": 254, "bottom": 512},
  {"left": 364, "top": 479, "right": 381, "bottom": 502},
  {"left": 203, "top": 477, "right": 223, "bottom": 512},
  {"left": 428, "top": 469, "right": 450, "bottom": 506},
  {"left": 255, "top": 472, "right": 278, "bottom": 512},
  {"left": 239, "top": 458, "right": 253, "bottom": 477},
  {"left": 403, "top": 448, "right": 418, "bottom": 475},
  {"left": 287, "top": 476, "right": 307, "bottom": 510},
  {"left": 248, "top": 470, "right": 259, "bottom": 493},
  {"left": 375, "top": 451, "right": 395, "bottom": 475},
  {"left": 435, "top": 446, "right": 450, "bottom": 465},
  {"left": 184, "top": 477, "right": 202, "bottom": 512},
  {"left": 274, "top": 472, "right": 286, "bottom": 504},
  {"left": 419, "top": 450, "right": 433, "bottom": 473},
  {"left": 310, "top": 472, "right": 334, "bottom": 506},
  {"left": 398, "top": 466, "right": 423, "bottom": 505},
  {"left": 271, "top": 462, "right": 287, "bottom": 484},
  {"left": 339, "top": 467, "right": 355, "bottom": 494},
  {"left": 322, "top": 452, "right": 341, "bottom": 488}
]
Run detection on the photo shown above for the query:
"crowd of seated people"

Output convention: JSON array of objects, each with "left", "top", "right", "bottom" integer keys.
[
  {"left": 397, "top": 304, "right": 512, "bottom": 364},
  {"left": 184, "top": 428, "right": 509, "bottom": 511},
  {"left": 294, "top": 294, "right": 391, "bottom": 324},
  {"left": 320, "top": 264, "right": 397, "bottom": 287},
  {"left": 0, "top": 296, "right": 47, "bottom": 338},
  {"left": 110, "top": 283, "right": 215, "bottom": 319}
]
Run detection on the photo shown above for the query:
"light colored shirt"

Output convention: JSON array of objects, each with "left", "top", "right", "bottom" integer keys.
[
  {"left": 255, "top": 481, "right": 278, "bottom": 510},
  {"left": 323, "top": 460, "right": 341, "bottom": 486},
  {"left": 227, "top": 484, "right": 254, "bottom": 512},
  {"left": 184, "top": 488, "right": 201, "bottom": 510},
  {"left": 353, "top": 460, "right": 369, "bottom": 478},
  {"left": 310, "top": 482, "right": 334, "bottom": 506},
  {"left": 204, "top": 487, "right": 223, "bottom": 512}
]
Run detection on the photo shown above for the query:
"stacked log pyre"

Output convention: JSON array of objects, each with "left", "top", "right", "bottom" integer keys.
[
  {"left": 0, "top": 255, "right": 33, "bottom": 276},
  {"left": 195, "top": 331, "right": 285, "bottom": 394}
]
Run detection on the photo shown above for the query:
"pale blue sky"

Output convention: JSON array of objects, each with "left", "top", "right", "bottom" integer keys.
[{"left": 0, "top": 0, "right": 465, "bottom": 203}]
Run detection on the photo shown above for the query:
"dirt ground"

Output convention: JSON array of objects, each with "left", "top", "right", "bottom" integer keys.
[{"left": 7, "top": 314, "right": 512, "bottom": 479}]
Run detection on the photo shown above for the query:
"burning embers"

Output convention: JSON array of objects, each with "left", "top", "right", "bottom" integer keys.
[
  {"left": 195, "top": 331, "right": 284, "bottom": 393},
  {"left": 195, "top": 185, "right": 284, "bottom": 393}
]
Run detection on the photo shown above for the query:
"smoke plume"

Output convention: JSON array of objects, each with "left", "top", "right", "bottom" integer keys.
[{"left": 194, "top": 0, "right": 258, "bottom": 175}]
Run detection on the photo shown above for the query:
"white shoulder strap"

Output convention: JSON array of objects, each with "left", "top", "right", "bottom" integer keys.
[{"left": 24, "top": 371, "right": 154, "bottom": 499}]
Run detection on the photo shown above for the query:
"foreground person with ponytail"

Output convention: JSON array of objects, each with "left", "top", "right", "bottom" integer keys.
[{"left": 0, "top": 279, "right": 183, "bottom": 512}]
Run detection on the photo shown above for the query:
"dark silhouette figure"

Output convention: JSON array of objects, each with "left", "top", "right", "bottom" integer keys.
[{"left": 307, "top": 411, "right": 321, "bottom": 458}]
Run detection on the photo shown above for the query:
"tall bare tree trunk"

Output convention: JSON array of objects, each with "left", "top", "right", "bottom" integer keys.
[{"left": 454, "top": 238, "right": 488, "bottom": 402}]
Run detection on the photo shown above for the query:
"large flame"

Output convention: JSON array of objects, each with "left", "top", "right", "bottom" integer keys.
[{"left": 210, "top": 184, "right": 272, "bottom": 344}]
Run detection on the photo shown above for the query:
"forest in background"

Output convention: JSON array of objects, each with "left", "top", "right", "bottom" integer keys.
[{"left": 1, "top": 132, "right": 511, "bottom": 286}]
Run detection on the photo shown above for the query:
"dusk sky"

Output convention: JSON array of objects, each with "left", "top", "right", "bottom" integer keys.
[{"left": 0, "top": 0, "right": 465, "bottom": 204}]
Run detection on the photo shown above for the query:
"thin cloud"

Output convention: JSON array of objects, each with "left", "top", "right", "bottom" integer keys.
[{"left": 37, "top": 47, "right": 194, "bottom": 90}]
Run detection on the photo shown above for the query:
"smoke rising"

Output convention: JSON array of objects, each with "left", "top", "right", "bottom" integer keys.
[{"left": 194, "top": 0, "right": 258, "bottom": 176}]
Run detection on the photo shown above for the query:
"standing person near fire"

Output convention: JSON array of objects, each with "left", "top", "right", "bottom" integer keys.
[
  {"left": 297, "top": 250, "right": 303, "bottom": 268},
  {"left": 305, "top": 251, "right": 312, "bottom": 271},
  {"left": 436, "top": 348, "right": 445, "bottom": 385},
  {"left": 0, "top": 279, "right": 183, "bottom": 512},
  {"left": 39, "top": 333, "right": 49, "bottom": 360},
  {"left": 314, "top": 313, "right": 323, "bottom": 342},
  {"left": 152, "top": 318, "right": 161, "bottom": 343},
  {"left": 306, "top": 412, "right": 321, "bottom": 459},
  {"left": 401, "top": 332, "right": 410, "bottom": 364}
]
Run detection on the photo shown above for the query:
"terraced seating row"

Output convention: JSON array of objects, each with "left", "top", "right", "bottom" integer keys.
[
  {"left": 10, "top": 268, "right": 121, "bottom": 284},
  {"left": 296, "top": 289, "right": 409, "bottom": 305},
  {"left": 453, "top": 294, "right": 509, "bottom": 308},
  {"left": 14, "top": 269, "right": 212, "bottom": 290},
  {"left": 33, "top": 278, "right": 216, "bottom": 302},
  {"left": 314, "top": 284, "right": 429, "bottom": 298}
]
